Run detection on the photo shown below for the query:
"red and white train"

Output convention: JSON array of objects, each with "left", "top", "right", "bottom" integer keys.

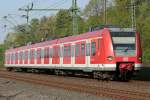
[{"left": 4, "top": 27, "right": 142, "bottom": 81}]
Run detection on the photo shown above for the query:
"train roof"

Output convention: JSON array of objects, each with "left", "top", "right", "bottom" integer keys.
[{"left": 6, "top": 29, "right": 103, "bottom": 52}]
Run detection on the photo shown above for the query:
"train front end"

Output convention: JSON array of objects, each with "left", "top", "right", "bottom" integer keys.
[{"left": 108, "top": 28, "right": 142, "bottom": 80}]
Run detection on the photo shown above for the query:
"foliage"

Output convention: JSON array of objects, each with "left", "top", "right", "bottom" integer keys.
[{"left": 0, "top": 44, "right": 6, "bottom": 67}]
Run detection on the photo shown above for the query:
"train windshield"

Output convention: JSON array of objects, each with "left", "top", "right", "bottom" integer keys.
[{"left": 110, "top": 32, "right": 136, "bottom": 56}]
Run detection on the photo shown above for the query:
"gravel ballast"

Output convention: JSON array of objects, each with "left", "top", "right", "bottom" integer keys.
[{"left": 0, "top": 78, "right": 114, "bottom": 100}]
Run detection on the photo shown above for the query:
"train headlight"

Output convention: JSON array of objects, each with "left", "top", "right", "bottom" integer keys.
[
  {"left": 138, "top": 57, "right": 142, "bottom": 61},
  {"left": 107, "top": 56, "right": 113, "bottom": 61}
]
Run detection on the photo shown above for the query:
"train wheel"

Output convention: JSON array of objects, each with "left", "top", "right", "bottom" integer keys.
[{"left": 6, "top": 68, "right": 13, "bottom": 71}]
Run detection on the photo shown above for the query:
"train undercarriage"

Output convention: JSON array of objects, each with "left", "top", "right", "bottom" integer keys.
[{"left": 6, "top": 63, "right": 135, "bottom": 81}]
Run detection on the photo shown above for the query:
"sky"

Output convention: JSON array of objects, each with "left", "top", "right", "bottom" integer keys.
[{"left": 0, "top": 0, "right": 90, "bottom": 44}]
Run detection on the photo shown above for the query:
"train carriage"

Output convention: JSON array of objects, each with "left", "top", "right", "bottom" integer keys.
[{"left": 4, "top": 27, "right": 142, "bottom": 81}]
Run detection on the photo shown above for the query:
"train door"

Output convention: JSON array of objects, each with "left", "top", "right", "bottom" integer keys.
[
  {"left": 75, "top": 42, "right": 86, "bottom": 64},
  {"left": 63, "top": 45, "right": 71, "bottom": 64},
  {"left": 52, "top": 46, "right": 60, "bottom": 64},
  {"left": 90, "top": 39, "right": 101, "bottom": 64},
  {"left": 37, "top": 48, "right": 41, "bottom": 64},
  {"left": 44, "top": 47, "right": 49, "bottom": 64}
]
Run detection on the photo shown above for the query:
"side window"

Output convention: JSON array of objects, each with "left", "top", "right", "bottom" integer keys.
[
  {"left": 41, "top": 49, "right": 44, "bottom": 58},
  {"left": 86, "top": 43, "right": 90, "bottom": 56},
  {"left": 18, "top": 52, "right": 20, "bottom": 60},
  {"left": 16, "top": 52, "right": 18, "bottom": 61},
  {"left": 32, "top": 50, "right": 34, "bottom": 59},
  {"left": 57, "top": 47, "right": 60, "bottom": 57},
  {"left": 75, "top": 44, "right": 80, "bottom": 56},
  {"left": 25, "top": 51, "right": 28, "bottom": 59},
  {"left": 81, "top": 43, "right": 85, "bottom": 56},
  {"left": 68, "top": 46, "right": 71, "bottom": 57},
  {"left": 28, "top": 50, "right": 30, "bottom": 59},
  {"left": 60, "top": 47, "right": 63, "bottom": 57},
  {"left": 91, "top": 42, "right": 96, "bottom": 56},
  {"left": 64, "top": 46, "right": 67, "bottom": 57},
  {"left": 49, "top": 48, "right": 53, "bottom": 57},
  {"left": 71, "top": 45, "right": 74, "bottom": 57},
  {"left": 20, "top": 52, "right": 22, "bottom": 60},
  {"left": 34, "top": 50, "right": 37, "bottom": 59},
  {"left": 13, "top": 53, "right": 15, "bottom": 63},
  {"left": 22, "top": 51, "right": 24, "bottom": 60}
]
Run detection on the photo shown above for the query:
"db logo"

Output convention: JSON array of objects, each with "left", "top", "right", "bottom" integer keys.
[{"left": 123, "top": 57, "right": 128, "bottom": 61}]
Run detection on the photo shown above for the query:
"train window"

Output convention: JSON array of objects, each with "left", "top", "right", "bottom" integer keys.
[
  {"left": 37, "top": 49, "right": 41, "bottom": 59},
  {"left": 41, "top": 49, "right": 44, "bottom": 58},
  {"left": 57, "top": 47, "right": 60, "bottom": 57},
  {"left": 68, "top": 46, "right": 71, "bottom": 57},
  {"left": 12, "top": 53, "right": 13, "bottom": 63},
  {"left": 34, "top": 50, "right": 37, "bottom": 59},
  {"left": 28, "top": 50, "right": 31, "bottom": 59},
  {"left": 98, "top": 39, "right": 100, "bottom": 49},
  {"left": 86, "top": 43, "right": 90, "bottom": 56},
  {"left": 25, "top": 51, "right": 28, "bottom": 59},
  {"left": 81, "top": 43, "right": 85, "bottom": 56},
  {"left": 12, "top": 53, "right": 14, "bottom": 63},
  {"left": 18, "top": 52, "right": 20, "bottom": 60},
  {"left": 64, "top": 46, "right": 67, "bottom": 57},
  {"left": 71, "top": 45, "right": 75, "bottom": 57},
  {"left": 60, "top": 47, "right": 63, "bottom": 57},
  {"left": 91, "top": 42, "right": 96, "bottom": 56},
  {"left": 19, "top": 52, "right": 22, "bottom": 61},
  {"left": 32, "top": 50, "right": 34, "bottom": 59},
  {"left": 75, "top": 44, "right": 80, "bottom": 56},
  {"left": 49, "top": 48, "right": 53, "bottom": 57},
  {"left": 22, "top": 51, "right": 25, "bottom": 60}
]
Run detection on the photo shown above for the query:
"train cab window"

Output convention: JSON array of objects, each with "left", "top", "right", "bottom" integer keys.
[
  {"left": 86, "top": 43, "right": 90, "bottom": 56},
  {"left": 81, "top": 43, "right": 85, "bottom": 56},
  {"left": 75, "top": 44, "right": 80, "bottom": 56},
  {"left": 91, "top": 42, "right": 96, "bottom": 56},
  {"left": 44, "top": 48, "right": 49, "bottom": 58}
]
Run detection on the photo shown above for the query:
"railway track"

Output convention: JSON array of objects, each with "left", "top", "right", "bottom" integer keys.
[{"left": 0, "top": 71, "right": 149, "bottom": 100}]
